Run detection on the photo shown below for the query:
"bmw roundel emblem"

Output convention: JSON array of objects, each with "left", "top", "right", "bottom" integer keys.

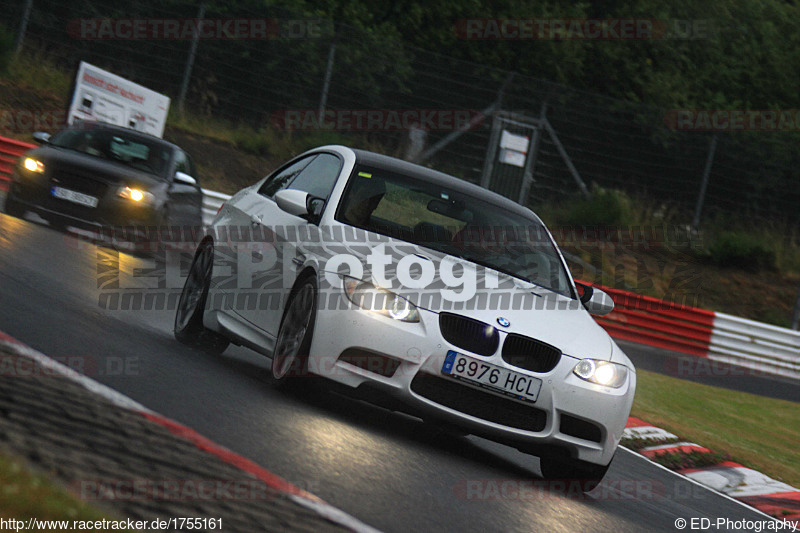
[{"left": 497, "top": 317, "right": 510, "bottom": 328}]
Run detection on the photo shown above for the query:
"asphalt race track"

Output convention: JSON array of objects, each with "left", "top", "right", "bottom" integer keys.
[{"left": 0, "top": 210, "right": 786, "bottom": 532}]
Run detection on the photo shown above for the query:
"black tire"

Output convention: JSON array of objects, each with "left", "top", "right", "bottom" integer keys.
[
  {"left": 174, "top": 240, "right": 230, "bottom": 355},
  {"left": 3, "top": 192, "right": 25, "bottom": 218},
  {"left": 538, "top": 454, "right": 612, "bottom": 492},
  {"left": 269, "top": 274, "right": 318, "bottom": 384}
]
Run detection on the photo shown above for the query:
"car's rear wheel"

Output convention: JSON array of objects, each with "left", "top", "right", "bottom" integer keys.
[
  {"left": 270, "top": 275, "right": 317, "bottom": 383},
  {"left": 174, "top": 240, "right": 230, "bottom": 355},
  {"left": 3, "top": 192, "right": 25, "bottom": 218},
  {"left": 538, "top": 454, "right": 612, "bottom": 492}
]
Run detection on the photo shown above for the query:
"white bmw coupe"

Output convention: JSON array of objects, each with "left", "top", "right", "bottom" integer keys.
[{"left": 174, "top": 145, "right": 636, "bottom": 486}]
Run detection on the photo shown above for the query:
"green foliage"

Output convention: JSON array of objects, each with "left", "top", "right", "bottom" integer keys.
[
  {"left": 277, "top": 0, "right": 800, "bottom": 110},
  {"left": 4, "top": 51, "right": 71, "bottom": 97},
  {"left": 232, "top": 128, "right": 272, "bottom": 156},
  {"left": 707, "top": 232, "right": 776, "bottom": 272},
  {"left": 294, "top": 130, "right": 352, "bottom": 152},
  {"left": 0, "top": 24, "right": 15, "bottom": 75},
  {"left": 0, "top": 453, "right": 114, "bottom": 523},
  {"left": 561, "top": 186, "right": 635, "bottom": 226},
  {"left": 758, "top": 309, "right": 792, "bottom": 329}
]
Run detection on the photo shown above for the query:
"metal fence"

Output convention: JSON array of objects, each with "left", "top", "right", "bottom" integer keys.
[{"left": 3, "top": 0, "right": 800, "bottom": 228}]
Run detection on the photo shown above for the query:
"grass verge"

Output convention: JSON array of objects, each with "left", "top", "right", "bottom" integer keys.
[
  {"left": 630, "top": 368, "right": 800, "bottom": 487},
  {"left": 0, "top": 451, "right": 117, "bottom": 524}
]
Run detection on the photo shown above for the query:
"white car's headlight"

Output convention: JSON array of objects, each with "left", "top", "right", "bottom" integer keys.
[
  {"left": 343, "top": 277, "right": 420, "bottom": 323},
  {"left": 118, "top": 186, "right": 155, "bottom": 204},
  {"left": 572, "top": 359, "right": 628, "bottom": 388}
]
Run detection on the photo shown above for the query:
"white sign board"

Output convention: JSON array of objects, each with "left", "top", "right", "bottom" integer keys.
[
  {"left": 499, "top": 148, "right": 526, "bottom": 167},
  {"left": 498, "top": 130, "right": 530, "bottom": 167},
  {"left": 500, "top": 130, "right": 530, "bottom": 153},
  {"left": 67, "top": 61, "right": 170, "bottom": 138}
]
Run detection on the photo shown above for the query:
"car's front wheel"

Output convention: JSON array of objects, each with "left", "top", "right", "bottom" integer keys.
[
  {"left": 174, "top": 240, "right": 230, "bottom": 355},
  {"left": 539, "top": 454, "right": 612, "bottom": 492},
  {"left": 270, "top": 275, "right": 318, "bottom": 384}
]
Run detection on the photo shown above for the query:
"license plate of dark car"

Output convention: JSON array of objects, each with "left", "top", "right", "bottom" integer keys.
[
  {"left": 442, "top": 350, "right": 542, "bottom": 402},
  {"left": 51, "top": 186, "right": 99, "bottom": 208}
]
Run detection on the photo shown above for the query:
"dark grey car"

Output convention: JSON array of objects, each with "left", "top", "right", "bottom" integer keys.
[{"left": 3, "top": 121, "right": 203, "bottom": 238}]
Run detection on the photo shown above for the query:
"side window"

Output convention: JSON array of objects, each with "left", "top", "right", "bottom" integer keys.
[
  {"left": 258, "top": 156, "right": 316, "bottom": 198},
  {"left": 171, "top": 150, "right": 197, "bottom": 183},
  {"left": 174, "top": 150, "right": 194, "bottom": 175},
  {"left": 286, "top": 153, "right": 342, "bottom": 200},
  {"left": 184, "top": 152, "right": 197, "bottom": 178}
]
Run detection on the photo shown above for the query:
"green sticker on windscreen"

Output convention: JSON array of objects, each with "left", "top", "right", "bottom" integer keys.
[{"left": 358, "top": 172, "right": 372, "bottom": 178}]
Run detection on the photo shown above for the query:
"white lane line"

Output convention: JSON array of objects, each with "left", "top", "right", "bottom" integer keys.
[{"left": 287, "top": 495, "right": 382, "bottom": 533}]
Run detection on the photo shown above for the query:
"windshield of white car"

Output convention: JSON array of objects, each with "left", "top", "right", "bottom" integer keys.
[
  {"left": 49, "top": 127, "right": 170, "bottom": 178},
  {"left": 335, "top": 165, "right": 574, "bottom": 298}
]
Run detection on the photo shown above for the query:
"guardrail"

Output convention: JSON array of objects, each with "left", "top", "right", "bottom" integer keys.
[
  {"left": 1, "top": 135, "right": 798, "bottom": 379},
  {"left": 588, "top": 284, "right": 716, "bottom": 358},
  {"left": 0, "top": 136, "right": 35, "bottom": 192},
  {"left": 201, "top": 189, "right": 230, "bottom": 226},
  {"left": 588, "top": 282, "right": 800, "bottom": 380},
  {"left": 709, "top": 312, "right": 800, "bottom": 380}
]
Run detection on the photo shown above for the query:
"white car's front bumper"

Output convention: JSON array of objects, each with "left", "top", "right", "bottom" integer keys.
[{"left": 307, "top": 294, "right": 636, "bottom": 466}]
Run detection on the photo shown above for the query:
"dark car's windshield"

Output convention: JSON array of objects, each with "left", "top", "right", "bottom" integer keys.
[
  {"left": 336, "top": 165, "right": 574, "bottom": 297},
  {"left": 49, "top": 127, "right": 171, "bottom": 178}
]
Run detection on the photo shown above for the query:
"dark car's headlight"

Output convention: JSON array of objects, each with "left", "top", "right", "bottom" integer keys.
[
  {"left": 118, "top": 186, "right": 155, "bottom": 205},
  {"left": 22, "top": 157, "right": 45, "bottom": 173},
  {"left": 572, "top": 359, "right": 628, "bottom": 388},
  {"left": 343, "top": 277, "right": 420, "bottom": 323}
]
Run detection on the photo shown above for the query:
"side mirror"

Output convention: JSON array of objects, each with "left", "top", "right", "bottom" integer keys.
[
  {"left": 274, "top": 189, "right": 310, "bottom": 217},
  {"left": 575, "top": 283, "right": 615, "bottom": 316},
  {"left": 32, "top": 132, "right": 51, "bottom": 144},
  {"left": 174, "top": 171, "right": 197, "bottom": 186}
]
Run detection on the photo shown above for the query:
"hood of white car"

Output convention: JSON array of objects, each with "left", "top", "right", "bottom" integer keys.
[{"left": 315, "top": 227, "right": 618, "bottom": 362}]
